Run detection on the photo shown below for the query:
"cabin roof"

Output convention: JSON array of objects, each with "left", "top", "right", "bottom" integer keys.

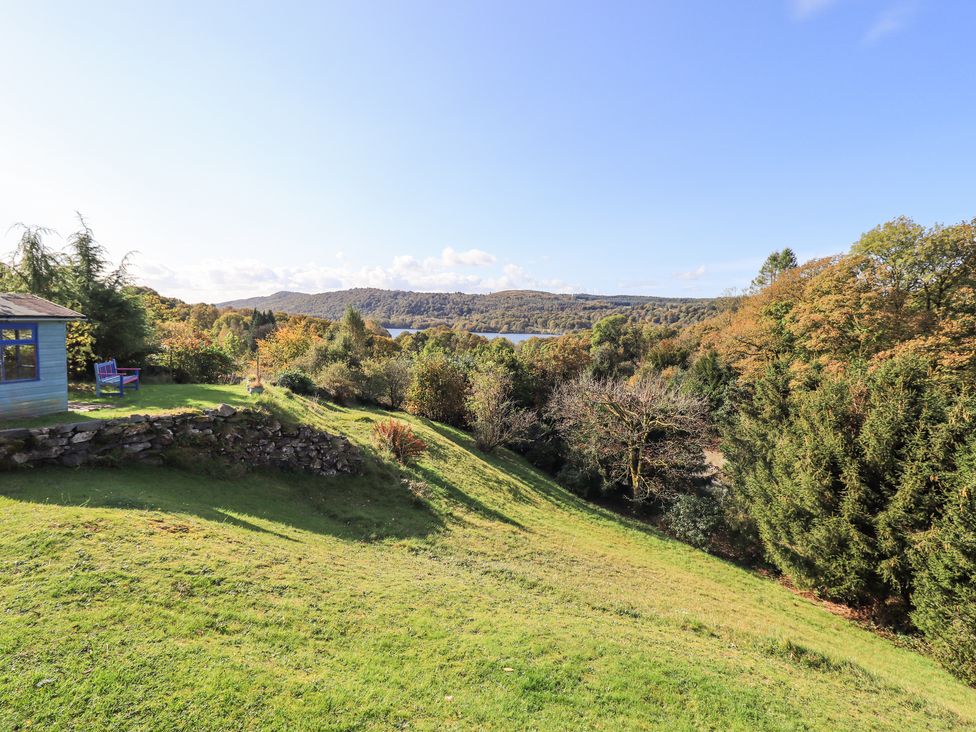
[{"left": 0, "top": 293, "right": 86, "bottom": 321}]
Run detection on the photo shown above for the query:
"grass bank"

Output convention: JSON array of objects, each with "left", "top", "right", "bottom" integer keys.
[{"left": 1, "top": 386, "right": 973, "bottom": 729}]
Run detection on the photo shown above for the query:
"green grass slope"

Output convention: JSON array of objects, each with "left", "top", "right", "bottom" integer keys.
[{"left": 1, "top": 386, "right": 974, "bottom": 730}]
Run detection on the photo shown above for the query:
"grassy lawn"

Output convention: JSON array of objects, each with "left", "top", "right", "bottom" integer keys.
[
  {"left": 0, "top": 383, "right": 256, "bottom": 429},
  {"left": 1, "top": 387, "right": 974, "bottom": 729}
]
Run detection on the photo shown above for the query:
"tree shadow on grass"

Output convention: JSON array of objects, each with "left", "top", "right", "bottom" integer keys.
[
  {"left": 94, "top": 493, "right": 301, "bottom": 542},
  {"left": 415, "top": 420, "right": 535, "bottom": 504},
  {"left": 494, "top": 451, "right": 636, "bottom": 522},
  {"left": 411, "top": 462, "right": 526, "bottom": 530},
  {"left": 0, "top": 461, "right": 443, "bottom": 543},
  {"left": 265, "top": 392, "right": 345, "bottom": 423},
  {"left": 421, "top": 420, "right": 672, "bottom": 541}
]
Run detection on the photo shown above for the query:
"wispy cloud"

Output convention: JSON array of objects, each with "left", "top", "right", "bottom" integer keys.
[
  {"left": 676, "top": 264, "right": 707, "bottom": 281},
  {"left": 790, "top": 0, "right": 844, "bottom": 20},
  {"left": 433, "top": 247, "right": 496, "bottom": 268},
  {"left": 863, "top": 2, "right": 915, "bottom": 44},
  {"left": 133, "top": 248, "right": 575, "bottom": 304},
  {"left": 790, "top": 0, "right": 917, "bottom": 46}
]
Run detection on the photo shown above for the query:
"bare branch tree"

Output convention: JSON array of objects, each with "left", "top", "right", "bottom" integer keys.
[
  {"left": 467, "top": 366, "right": 537, "bottom": 453},
  {"left": 548, "top": 374, "right": 708, "bottom": 504}
]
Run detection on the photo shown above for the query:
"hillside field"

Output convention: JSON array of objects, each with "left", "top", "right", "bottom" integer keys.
[{"left": 1, "top": 386, "right": 974, "bottom": 730}]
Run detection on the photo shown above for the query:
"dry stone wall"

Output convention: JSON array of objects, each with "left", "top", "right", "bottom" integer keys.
[{"left": 0, "top": 405, "right": 362, "bottom": 476}]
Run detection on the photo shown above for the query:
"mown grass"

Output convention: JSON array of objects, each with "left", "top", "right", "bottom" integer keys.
[
  {"left": 1, "top": 386, "right": 974, "bottom": 730},
  {"left": 0, "top": 383, "right": 254, "bottom": 429}
]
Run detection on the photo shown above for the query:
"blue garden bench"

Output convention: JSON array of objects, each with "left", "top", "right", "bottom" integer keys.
[{"left": 94, "top": 359, "right": 141, "bottom": 397}]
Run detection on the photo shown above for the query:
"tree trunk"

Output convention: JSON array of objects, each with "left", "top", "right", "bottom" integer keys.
[{"left": 629, "top": 446, "right": 641, "bottom": 500}]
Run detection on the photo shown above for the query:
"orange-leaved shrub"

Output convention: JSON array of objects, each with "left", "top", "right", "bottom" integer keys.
[{"left": 372, "top": 419, "right": 427, "bottom": 464}]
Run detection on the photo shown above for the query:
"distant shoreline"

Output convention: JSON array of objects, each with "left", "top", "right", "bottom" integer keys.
[{"left": 385, "top": 327, "right": 559, "bottom": 344}]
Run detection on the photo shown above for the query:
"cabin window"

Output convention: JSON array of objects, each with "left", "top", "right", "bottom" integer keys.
[{"left": 0, "top": 323, "right": 39, "bottom": 383}]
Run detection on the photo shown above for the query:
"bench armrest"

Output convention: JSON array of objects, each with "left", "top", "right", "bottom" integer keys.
[{"left": 116, "top": 367, "right": 141, "bottom": 373}]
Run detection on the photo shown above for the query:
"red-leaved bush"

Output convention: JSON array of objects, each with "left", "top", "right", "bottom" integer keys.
[{"left": 372, "top": 419, "right": 427, "bottom": 464}]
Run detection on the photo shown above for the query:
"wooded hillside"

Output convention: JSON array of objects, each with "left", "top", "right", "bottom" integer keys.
[{"left": 219, "top": 287, "right": 718, "bottom": 332}]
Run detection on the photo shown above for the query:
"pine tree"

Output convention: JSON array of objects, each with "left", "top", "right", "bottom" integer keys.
[{"left": 911, "top": 443, "right": 976, "bottom": 685}]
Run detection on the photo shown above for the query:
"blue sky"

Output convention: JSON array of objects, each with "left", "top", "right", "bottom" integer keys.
[{"left": 0, "top": 1, "right": 973, "bottom": 303}]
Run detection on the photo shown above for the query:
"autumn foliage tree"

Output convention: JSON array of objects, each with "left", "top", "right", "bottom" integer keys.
[
  {"left": 517, "top": 333, "right": 591, "bottom": 407},
  {"left": 154, "top": 321, "right": 236, "bottom": 383},
  {"left": 406, "top": 354, "right": 468, "bottom": 426},
  {"left": 693, "top": 217, "right": 976, "bottom": 380},
  {"left": 257, "top": 318, "right": 325, "bottom": 372}
]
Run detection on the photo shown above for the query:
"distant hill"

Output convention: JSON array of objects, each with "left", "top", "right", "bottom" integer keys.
[{"left": 218, "top": 287, "right": 719, "bottom": 332}]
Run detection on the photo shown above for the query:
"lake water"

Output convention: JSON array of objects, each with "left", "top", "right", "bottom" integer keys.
[{"left": 385, "top": 328, "right": 557, "bottom": 344}]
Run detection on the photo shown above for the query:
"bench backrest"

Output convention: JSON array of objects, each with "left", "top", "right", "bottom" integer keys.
[{"left": 94, "top": 360, "right": 118, "bottom": 381}]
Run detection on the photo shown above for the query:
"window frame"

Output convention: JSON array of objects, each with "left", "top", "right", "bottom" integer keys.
[{"left": 0, "top": 322, "right": 40, "bottom": 384}]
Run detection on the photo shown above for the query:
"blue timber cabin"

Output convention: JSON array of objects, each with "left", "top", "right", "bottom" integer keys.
[{"left": 0, "top": 293, "right": 86, "bottom": 419}]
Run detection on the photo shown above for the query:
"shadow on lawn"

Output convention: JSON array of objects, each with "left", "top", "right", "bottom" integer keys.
[
  {"left": 0, "top": 461, "right": 443, "bottom": 543},
  {"left": 422, "top": 419, "right": 670, "bottom": 540},
  {"left": 413, "top": 462, "right": 526, "bottom": 530}
]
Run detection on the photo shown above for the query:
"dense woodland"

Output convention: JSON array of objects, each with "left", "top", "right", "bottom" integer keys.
[
  {"left": 2, "top": 213, "right": 975, "bottom": 686},
  {"left": 220, "top": 287, "right": 719, "bottom": 332}
]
